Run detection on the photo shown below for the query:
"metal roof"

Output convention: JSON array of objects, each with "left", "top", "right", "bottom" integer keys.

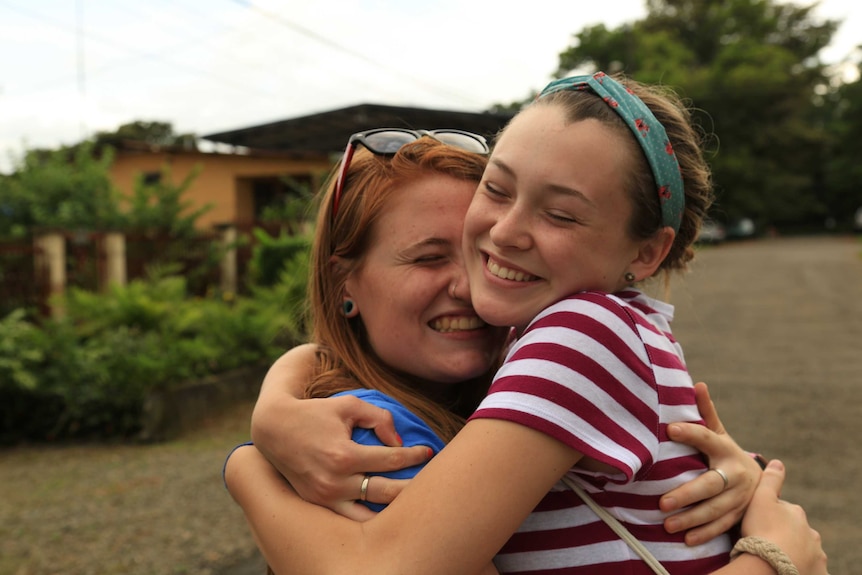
[{"left": 203, "top": 103, "right": 514, "bottom": 154}]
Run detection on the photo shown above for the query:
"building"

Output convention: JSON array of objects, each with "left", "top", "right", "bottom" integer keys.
[{"left": 110, "top": 104, "right": 514, "bottom": 230}]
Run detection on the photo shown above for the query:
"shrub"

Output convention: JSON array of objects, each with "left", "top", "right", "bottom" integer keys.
[{"left": 0, "top": 256, "right": 307, "bottom": 443}]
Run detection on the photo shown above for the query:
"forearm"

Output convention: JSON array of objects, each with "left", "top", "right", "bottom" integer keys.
[
  {"left": 226, "top": 446, "right": 357, "bottom": 574},
  {"left": 250, "top": 344, "right": 316, "bottom": 444},
  {"left": 226, "top": 420, "right": 568, "bottom": 575},
  {"left": 227, "top": 445, "right": 475, "bottom": 574}
]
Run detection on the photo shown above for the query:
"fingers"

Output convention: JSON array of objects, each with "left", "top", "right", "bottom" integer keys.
[
  {"left": 676, "top": 509, "right": 741, "bottom": 546},
  {"left": 331, "top": 475, "right": 410, "bottom": 521},
  {"left": 667, "top": 421, "right": 721, "bottom": 457},
  {"left": 663, "top": 420, "right": 764, "bottom": 545},
  {"left": 346, "top": 444, "right": 432, "bottom": 474},
  {"left": 330, "top": 500, "right": 378, "bottom": 522},
  {"left": 754, "top": 459, "right": 785, "bottom": 501},
  {"left": 287, "top": 444, "right": 430, "bottom": 506},
  {"left": 693, "top": 382, "right": 726, "bottom": 434},
  {"left": 661, "top": 460, "right": 730, "bottom": 513},
  {"left": 339, "top": 396, "right": 403, "bottom": 447},
  {"left": 360, "top": 475, "right": 408, "bottom": 505}
]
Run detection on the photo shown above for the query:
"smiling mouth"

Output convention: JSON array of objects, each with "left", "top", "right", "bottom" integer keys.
[
  {"left": 431, "top": 315, "right": 487, "bottom": 332},
  {"left": 486, "top": 257, "right": 538, "bottom": 282}
]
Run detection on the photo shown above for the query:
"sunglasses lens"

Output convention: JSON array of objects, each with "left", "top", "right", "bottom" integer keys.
[
  {"left": 432, "top": 132, "right": 489, "bottom": 154},
  {"left": 363, "top": 131, "right": 419, "bottom": 154}
]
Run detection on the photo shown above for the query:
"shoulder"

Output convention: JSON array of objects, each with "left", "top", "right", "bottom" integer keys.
[{"left": 524, "top": 291, "right": 636, "bottom": 336}]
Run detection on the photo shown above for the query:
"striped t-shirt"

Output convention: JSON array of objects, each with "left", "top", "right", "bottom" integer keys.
[{"left": 470, "top": 290, "right": 731, "bottom": 574}]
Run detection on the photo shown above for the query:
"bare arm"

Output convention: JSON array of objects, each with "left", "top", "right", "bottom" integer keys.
[
  {"left": 250, "top": 349, "right": 760, "bottom": 533},
  {"left": 226, "top": 419, "right": 826, "bottom": 575},
  {"left": 228, "top": 417, "right": 581, "bottom": 575},
  {"left": 249, "top": 344, "right": 431, "bottom": 519}
]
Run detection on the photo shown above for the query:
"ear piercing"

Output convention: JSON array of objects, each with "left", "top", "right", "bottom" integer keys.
[{"left": 342, "top": 299, "right": 356, "bottom": 316}]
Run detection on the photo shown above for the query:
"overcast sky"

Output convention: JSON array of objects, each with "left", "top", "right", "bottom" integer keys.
[{"left": 1, "top": 0, "right": 860, "bottom": 173}]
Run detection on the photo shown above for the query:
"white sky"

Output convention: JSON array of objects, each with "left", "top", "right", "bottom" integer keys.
[{"left": 1, "top": 0, "right": 860, "bottom": 173}]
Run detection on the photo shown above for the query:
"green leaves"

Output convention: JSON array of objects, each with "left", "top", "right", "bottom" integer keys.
[
  {"left": 0, "top": 259, "right": 307, "bottom": 442},
  {"left": 553, "top": 0, "right": 853, "bottom": 230}
]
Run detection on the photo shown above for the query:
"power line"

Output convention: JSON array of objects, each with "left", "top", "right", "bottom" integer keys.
[
  {"left": 0, "top": 0, "right": 284, "bottom": 101},
  {"left": 229, "top": 0, "right": 485, "bottom": 108}
]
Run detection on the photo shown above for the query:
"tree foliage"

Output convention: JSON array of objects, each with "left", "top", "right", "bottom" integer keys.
[
  {"left": 0, "top": 122, "right": 208, "bottom": 239},
  {"left": 0, "top": 142, "right": 124, "bottom": 236},
  {"left": 92, "top": 120, "right": 198, "bottom": 152},
  {"left": 550, "top": 0, "right": 858, "bottom": 230}
]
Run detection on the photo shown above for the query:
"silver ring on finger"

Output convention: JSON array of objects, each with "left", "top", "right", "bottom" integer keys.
[
  {"left": 359, "top": 474, "right": 371, "bottom": 501},
  {"left": 709, "top": 467, "right": 730, "bottom": 491}
]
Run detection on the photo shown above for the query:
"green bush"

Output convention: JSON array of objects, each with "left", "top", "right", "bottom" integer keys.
[
  {"left": 249, "top": 228, "right": 311, "bottom": 287},
  {"left": 0, "top": 261, "right": 307, "bottom": 443}
]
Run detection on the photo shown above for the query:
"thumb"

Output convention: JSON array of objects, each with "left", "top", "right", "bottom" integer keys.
[{"left": 754, "top": 459, "right": 786, "bottom": 501}]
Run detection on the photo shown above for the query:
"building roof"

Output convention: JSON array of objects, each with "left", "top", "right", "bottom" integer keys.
[{"left": 202, "top": 103, "right": 514, "bottom": 154}]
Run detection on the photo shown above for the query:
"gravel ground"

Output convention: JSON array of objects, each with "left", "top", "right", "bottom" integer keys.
[
  {"left": 1, "top": 235, "right": 859, "bottom": 575},
  {"left": 0, "top": 403, "right": 265, "bottom": 575}
]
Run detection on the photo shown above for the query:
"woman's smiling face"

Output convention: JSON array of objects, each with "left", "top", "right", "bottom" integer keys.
[
  {"left": 463, "top": 105, "right": 644, "bottom": 332},
  {"left": 344, "top": 172, "right": 506, "bottom": 391}
]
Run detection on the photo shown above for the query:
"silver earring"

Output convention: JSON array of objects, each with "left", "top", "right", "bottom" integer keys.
[{"left": 624, "top": 272, "right": 636, "bottom": 283}]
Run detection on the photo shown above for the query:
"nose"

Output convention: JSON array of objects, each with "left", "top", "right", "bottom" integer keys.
[
  {"left": 488, "top": 203, "right": 531, "bottom": 250},
  {"left": 449, "top": 268, "right": 471, "bottom": 302}
]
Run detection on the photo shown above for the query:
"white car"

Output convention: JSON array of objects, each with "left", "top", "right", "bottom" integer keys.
[{"left": 697, "top": 219, "right": 727, "bottom": 244}]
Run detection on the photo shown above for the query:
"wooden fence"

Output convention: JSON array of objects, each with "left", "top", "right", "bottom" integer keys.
[{"left": 0, "top": 226, "right": 251, "bottom": 318}]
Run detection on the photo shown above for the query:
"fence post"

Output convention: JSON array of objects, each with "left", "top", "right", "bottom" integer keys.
[
  {"left": 219, "top": 224, "right": 237, "bottom": 295},
  {"left": 102, "top": 232, "right": 127, "bottom": 290},
  {"left": 34, "top": 232, "right": 66, "bottom": 318}
]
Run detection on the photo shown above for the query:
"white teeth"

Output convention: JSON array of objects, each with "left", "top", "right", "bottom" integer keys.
[
  {"left": 487, "top": 258, "right": 535, "bottom": 282},
  {"left": 432, "top": 316, "right": 486, "bottom": 332}
]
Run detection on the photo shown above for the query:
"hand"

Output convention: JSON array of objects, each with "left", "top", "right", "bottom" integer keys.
[
  {"left": 660, "top": 382, "right": 761, "bottom": 544},
  {"left": 251, "top": 392, "right": 431, "bottom": 521},
  {"left": 740, "top": 460, "right": 828, "bottom": 575}
]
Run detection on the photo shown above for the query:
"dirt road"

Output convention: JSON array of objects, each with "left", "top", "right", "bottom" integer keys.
[{"left": 663, "top": 235, "right": 862, "bottom": 575}]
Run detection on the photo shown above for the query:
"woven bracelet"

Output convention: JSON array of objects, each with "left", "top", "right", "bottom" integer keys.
[{"left": 731, "top": 536, "right": 799, "bottom": 575}]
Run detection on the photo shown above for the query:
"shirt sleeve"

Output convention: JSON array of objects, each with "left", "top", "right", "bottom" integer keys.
[{"left": 470, "top": 293, "right": 661, "bottom": 483}]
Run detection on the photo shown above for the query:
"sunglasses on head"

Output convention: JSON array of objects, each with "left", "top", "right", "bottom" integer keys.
[{"left": 331, "top": 128, "right": 490, "bottom": 219}]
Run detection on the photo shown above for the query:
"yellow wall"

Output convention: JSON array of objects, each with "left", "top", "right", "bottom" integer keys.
[{"left": 109, "top": 150, "right": 333, "bottom": 229}]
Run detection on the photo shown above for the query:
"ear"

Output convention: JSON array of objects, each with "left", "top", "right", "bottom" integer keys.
[
  {"left": 628, "top": 226, "right": 675, "bottom": 280},
  {"left": 331, "top": 255, "right": 360, "bottom": 316}
]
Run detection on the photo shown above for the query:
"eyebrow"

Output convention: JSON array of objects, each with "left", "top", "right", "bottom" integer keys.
[
  {"left": 398, "top": 237, "right": 451, "bottom": 257},
  {"left": 488, "top": 156, "right": 596, "bottom": 208}
]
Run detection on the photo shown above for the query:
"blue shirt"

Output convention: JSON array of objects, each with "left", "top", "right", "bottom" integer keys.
[{"left": 332, "top": 389, "right": 445, "bottom": 512}]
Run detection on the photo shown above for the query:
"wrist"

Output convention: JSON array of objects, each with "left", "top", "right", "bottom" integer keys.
[{"left": 731, "top": 536, "right": 799, "bottom": 575}]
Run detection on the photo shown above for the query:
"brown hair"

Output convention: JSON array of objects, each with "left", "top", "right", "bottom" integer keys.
[
  {"left": 304, "top": 138, "right": 497, "bottom": 442},
  {"left": 529, "top": 74, "right": 713, "bottom": 277}
]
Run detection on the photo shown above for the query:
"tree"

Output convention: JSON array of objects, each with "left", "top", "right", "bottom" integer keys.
[
  {"left": 91, "top": 120, "right": 198, "bottom": 152},
  {"left": 0, "top": 121, "right": 209, "bottom": 239},
  {"left": 822, "top": 62, "right": 862, "bottom": 227},
  {"left": 554, "top": 0, "right": 841, "bottom": 230},
  {"left": 0, "top": 143, "right": 125, "bottom": 237}
]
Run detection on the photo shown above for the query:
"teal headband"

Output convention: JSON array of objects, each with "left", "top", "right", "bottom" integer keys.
[{"left": 538, "top": 72, "right": 684, "bottom": 233}]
